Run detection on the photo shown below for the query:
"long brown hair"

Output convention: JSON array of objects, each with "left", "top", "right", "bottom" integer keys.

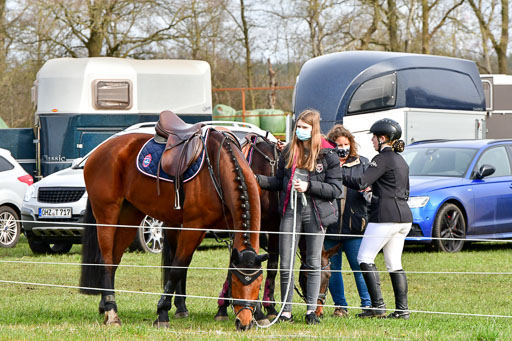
[
  {"left": 327, "top": 124, "right": 358, "bottom": 157},
  {"left": 286, "top": 109, "right": 322, "bottom": 171}
]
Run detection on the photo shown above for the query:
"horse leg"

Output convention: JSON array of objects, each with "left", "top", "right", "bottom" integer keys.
[
  {"left": 174, "top": 274, "right": 190, "bottom": 318},
  {"left": 214, "top": 277, "right": 231, "bottom": 321},
  {"left": 98, "top": 202, "right": 142, "bottom": 326},
  {"left": 158, "top": 229, "right": 190, "bottom": 319},
  {"left": 263, "top": 232, "right": 280, "bottom": 319},
  {"left": 154, "top": 230, "right": 204, "bottom": 328}
]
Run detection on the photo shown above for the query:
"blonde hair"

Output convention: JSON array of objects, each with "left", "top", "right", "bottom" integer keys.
[
  {"left": 327, "top": 124, "right": 358, "bottom": 157},
  {"left": 286, "top": 109, "right": 322, "bottom": 171}
]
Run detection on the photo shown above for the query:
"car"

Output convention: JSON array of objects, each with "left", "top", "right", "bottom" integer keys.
[
  {"left": 0, "top": 148, "right": 33, "bottom": 248},
  {"left": 21, "top": 120, "right": 276, "bottom": 254},
  {"left": 403, "top": 139, "right": 512, "bottom": 252}
]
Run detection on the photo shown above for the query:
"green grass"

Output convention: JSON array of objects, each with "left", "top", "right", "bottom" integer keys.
[{"left": 1, "top": 236, "right": 512, "bottom": 340}]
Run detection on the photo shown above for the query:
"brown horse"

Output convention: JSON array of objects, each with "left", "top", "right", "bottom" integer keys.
[
  {"left": 213, "top": 133, "right": 281, "bottom": 322},
  {"left": 79, "top": 122, "right": 266, "bottom": 331}
]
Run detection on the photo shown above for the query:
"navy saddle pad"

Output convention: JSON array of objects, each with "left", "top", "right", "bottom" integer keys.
[{"left": 136, "top": 138, "right": 205, "bottom": 183}]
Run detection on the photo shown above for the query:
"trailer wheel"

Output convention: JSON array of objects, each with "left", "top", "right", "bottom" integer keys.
[
  {"left": 0, "top": 206, "right": 21, "bottom": 248},
  {"left": 27, "top": 235, "right": 73, "bottom": 254}
]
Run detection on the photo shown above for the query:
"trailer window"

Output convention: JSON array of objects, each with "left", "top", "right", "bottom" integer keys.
[
  {"left": 348, "top": 73, "right": 396, "bottom": 114},
  {"left": 93, "top": 80, "right": 132, "bottom": 110}
]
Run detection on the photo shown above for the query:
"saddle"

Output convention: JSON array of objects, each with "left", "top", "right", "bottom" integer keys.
[
  {"left": 156, "top": 110, "right": 204, "bottom": 179},
  {"left": 155, "top": 110, "right": 205, "bottom": 208}
]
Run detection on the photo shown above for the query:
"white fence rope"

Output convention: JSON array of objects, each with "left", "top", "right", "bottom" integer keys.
[
  {"left": 3, "top": 218, "right": 512, "bottom": 321},
  {"left": 1, "top": 279, "right": 511, "bottom": 319},
  {"left": 2, "top": 259, "right": 512, "bottom": 276},
  {"left": 10, "top": 218, "right": 512, "bottom": 243}
]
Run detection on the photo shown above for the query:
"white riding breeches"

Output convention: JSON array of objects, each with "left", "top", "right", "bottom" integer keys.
[{"left": 357, "top": 222, "right": 412, "bottom": 272}]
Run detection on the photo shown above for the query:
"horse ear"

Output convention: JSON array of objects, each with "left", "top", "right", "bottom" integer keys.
[
  {"left": 323, "top": 243, "right": 342, "bottom": 260},
  {"left": 231, "top": 248, "right": 240, "bottom": 263},
  {"left": 256, "top": 253, "right": 269, "bottom": 265}
]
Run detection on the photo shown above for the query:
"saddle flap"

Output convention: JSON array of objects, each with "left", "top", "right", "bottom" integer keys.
[{"left": 161, "top": 135, "right": 203, "bottom": 178}]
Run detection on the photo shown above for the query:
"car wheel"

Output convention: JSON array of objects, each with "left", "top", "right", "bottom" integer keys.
[
  {"left": 432, "top": 203, "right": 466, "bottom": 253},
  {"left": 131, "top": 216, "right": 163, "bottom": 254},
  {"left": 27, "top": 236, "right": 73, "bottom": 254},
  {"left": 0, "top": 206, "right": 21, "bottom": 248}
]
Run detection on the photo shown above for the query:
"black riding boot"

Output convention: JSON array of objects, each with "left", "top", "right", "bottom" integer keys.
[
  {"left": 357, "top": 263, "right": 386, "bottom": 318},
  {"left": 387, "top": 270, "right": 409, "bottom": 319}
]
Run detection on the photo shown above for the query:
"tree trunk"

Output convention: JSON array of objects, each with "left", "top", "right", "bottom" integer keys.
[
  {"left": 387, "top": 0, "right": 399, "bottom": 51},
  {"left": 240, "top": 0, "right": 255, "bottom": 110},
  {"left": 267, "top": 59, "right": 277, "bottom": 109},
  {"left": 86, "top": 0, "right": 105, "bottom": 57},
  {"left": 497, "top": 0, "right": 508, "bottom": 73},
  {"left": 421, "top": 0, "right": 430, "bottom": 54}
]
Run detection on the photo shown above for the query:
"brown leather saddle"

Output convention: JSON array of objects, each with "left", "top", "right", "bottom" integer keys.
[
  {"left": 156, "top": 110, "right": 204, "bottom": 178},
  {"left": 155, "top": 110, "right": 205, "bottom": 208}
]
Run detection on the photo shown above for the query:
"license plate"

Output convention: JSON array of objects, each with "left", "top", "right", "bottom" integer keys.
[{"left": 38, "top": 207, "right": 72, "bottom": 218}]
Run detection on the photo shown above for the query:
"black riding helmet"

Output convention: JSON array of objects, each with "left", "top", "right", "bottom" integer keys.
[{"left": 370, "top": 118, "right": 402, "bottom": 141}]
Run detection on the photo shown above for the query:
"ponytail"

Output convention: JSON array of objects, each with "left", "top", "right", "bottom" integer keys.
[{"left": 392, "top": 139, "right": 405, "bottom": 153}]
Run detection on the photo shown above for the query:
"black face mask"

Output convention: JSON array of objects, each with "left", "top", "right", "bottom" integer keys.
[{"left": 335, "top": 147, "right": 350, "bottom": 158}]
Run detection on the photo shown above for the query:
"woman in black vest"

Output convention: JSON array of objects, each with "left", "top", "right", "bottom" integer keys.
[
  {"left": 342, "top": 118, "right": 412, "bottom": 319},
  {"left": 256, "top": 109, "right": 342, "bottom": 324}
]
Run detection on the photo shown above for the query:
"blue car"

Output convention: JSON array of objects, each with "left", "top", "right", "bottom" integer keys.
[{"left": 402, "top": 139, "right": 512, "bottom": 252}]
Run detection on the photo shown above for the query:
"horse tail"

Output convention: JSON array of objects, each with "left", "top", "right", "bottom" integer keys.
[{"left": 79, "top": 198, "right": 104, "bottom": 295}]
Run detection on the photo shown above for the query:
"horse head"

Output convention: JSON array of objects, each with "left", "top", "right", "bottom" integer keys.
[{"left": 230, "top": 247, "right": 268, "bottom": 331}]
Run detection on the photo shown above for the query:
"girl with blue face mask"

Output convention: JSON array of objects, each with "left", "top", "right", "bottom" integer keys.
[{"left": 255, "top": 109, "right": 342, "bottom": 325}]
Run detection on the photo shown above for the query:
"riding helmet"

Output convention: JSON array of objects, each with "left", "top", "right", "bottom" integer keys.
[{"left": 370, "top": 118, "right": 402, "bottom": 141}]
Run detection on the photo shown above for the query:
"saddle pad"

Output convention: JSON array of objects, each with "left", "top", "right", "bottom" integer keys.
[{"left": 136, "top": 138, "right": 205, "bottom": 183}]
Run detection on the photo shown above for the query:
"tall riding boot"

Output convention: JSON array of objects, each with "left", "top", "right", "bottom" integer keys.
[
  {"left": 387, "top": 270, "right": 409, "bottom": 319},
  {"left": 357, "top": 263, "right": 386, "bottom": 318}
]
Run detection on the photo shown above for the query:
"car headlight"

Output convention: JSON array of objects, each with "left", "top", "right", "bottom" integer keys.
[
  {"left": 407, "top": 196, "right": 430, "bottom": 208},
  {"left": 23, "top": 185, "right": 37, "bottom": 202}
]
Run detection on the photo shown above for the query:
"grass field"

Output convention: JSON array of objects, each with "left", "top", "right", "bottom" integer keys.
[{"left": 1, "top": 236, "right": 512, "bottom": 340}]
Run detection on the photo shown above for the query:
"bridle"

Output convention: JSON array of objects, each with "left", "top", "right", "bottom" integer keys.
[
  {"left": 229, "top": 247, "right": 264, "bottom": 316},
  {"left": 245, "top": 134, "right": 279, "bottom": 176}
]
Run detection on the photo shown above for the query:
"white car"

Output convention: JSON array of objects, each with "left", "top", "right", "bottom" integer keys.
[
  {"left": 21, "top": 120, "right": 276, "bottom": 254},
  {"left": 0, "top": 148, "right": 33, "bottom": 248}
]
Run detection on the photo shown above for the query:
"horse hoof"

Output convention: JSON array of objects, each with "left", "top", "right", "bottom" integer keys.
[
  {"left": 153, "top": 320, "right": 170, "bottom": 328},
  {"left": 256, "top": 318, "right": 270, "bottom": 326},
  {"left": 104, "top": 310, "right": 122, "bottom": 326},
  {"left": 214, "top": 315, "right": 229, "bottom": 322},
  {"left": 174, "top": 311, "right": 189, "bottom": 319}
]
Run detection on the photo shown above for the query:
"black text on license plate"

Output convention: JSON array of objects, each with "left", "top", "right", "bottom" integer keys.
[{"left": 39, "top": 208, "right": 72, "bottom": 218}]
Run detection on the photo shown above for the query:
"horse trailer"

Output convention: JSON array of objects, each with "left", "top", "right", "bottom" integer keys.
[
  {"left": 0, "top": 57, "right": 212, "bottom": 179},
  {"left": 481, "top": 74, "right": 512, "bottom": 139},
  {"left": 293, "top": 51, "right": 487, "bottom": 158}
]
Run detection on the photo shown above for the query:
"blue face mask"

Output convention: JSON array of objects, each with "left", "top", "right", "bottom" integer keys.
[{"left": 296, "top": 128, "right": 311, "bottom": 141}]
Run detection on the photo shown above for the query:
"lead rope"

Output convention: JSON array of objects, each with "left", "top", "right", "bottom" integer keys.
[{"left": 255, "top": 188, "right": 298, "bottom": 329}]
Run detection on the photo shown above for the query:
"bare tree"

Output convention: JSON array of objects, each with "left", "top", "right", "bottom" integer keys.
[
  {"left": 421, "top": 0, "right": 464, "bottom": 54},
  {"left": 358, "top": 0, "right": 381, "bottom": 50},
  {"left": 468, "top": 0, "right": 508, "bottom": 74},
  {"left": 26, "top": 0, "right": 188, "bottom": 58}
]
